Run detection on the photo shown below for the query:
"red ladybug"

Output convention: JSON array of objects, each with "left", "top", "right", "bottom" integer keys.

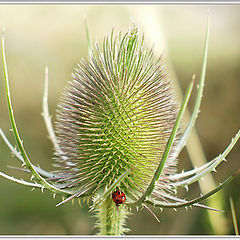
[{"left": 112, "top": 190, "right": 126, "bottom": 206}]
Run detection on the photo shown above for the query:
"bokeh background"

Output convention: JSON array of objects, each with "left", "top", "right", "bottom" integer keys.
[{"left": 0, "top": 4, "right": 239, "bottom": 235}]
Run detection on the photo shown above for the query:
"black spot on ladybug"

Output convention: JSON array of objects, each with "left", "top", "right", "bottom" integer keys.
[{"left": 112, "top": 190, "right": 126, "bottom": 207}]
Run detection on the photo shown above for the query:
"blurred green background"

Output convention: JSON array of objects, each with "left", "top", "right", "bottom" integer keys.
[{"left": 0, "top": 5, "right": 239, "bottom": 235}]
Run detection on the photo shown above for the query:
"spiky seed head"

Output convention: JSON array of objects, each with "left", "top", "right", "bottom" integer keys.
[{"left": 54, "top": 25, "right": 179, "bottom": 202}]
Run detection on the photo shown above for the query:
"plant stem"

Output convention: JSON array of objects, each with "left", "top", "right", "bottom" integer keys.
[{"left": 95, "top": 195, "right": 129, "bottom": 235}]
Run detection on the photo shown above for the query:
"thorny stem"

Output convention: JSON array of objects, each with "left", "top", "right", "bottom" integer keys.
[{"left": 95, "top": 196, "right": 129, "bottom": 235}]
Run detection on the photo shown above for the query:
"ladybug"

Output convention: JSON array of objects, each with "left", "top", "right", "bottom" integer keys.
[{"left": 112, "top": 190, "right": 126, "bottom": 207}]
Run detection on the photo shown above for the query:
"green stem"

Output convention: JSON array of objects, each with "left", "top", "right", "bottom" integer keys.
[{"left": 95, "top": 195, "right": 129, "bottom": 235}]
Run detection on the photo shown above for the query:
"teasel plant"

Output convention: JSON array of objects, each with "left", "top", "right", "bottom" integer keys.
[{"left": 0, "top": 20, "right": 240, "bottom": 235}]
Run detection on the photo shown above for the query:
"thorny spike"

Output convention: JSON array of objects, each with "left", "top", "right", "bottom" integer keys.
[
  {"left": 169, "top": 158, "right": 215, "bottom": 180},
  {"left": 143, "top": 204, "right": 160, "bottom": 222},
  {"left": 172, "top": 130, "right": 240, "bottom": 188},
  {"left": 144, "top": 170, "right": 240, "bottom": 210},
  {"left": 42, "top": 66, "right": 63, "bottom": 157},
  {"left": 57, "top": 188, "right": 92, "bottom": 207},
  {"left": 0, "top": 171, "right": 42, "bottom": 188}
]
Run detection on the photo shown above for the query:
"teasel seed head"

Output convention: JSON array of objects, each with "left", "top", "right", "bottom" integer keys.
[{"left": 54, "top": 25, "right": 179, "bottom": 202}]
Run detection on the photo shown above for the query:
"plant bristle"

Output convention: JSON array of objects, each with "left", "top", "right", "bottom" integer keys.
[{"left": 54, "top": 25, "right": 178, "bottom": 201}]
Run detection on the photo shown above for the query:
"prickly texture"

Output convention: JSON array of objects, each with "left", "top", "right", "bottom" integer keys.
[
  {"left": 94, "top": 195, "right": 130, "bottom": 235},
  {"left": 54, "top": 26, "right": 178, "bottom": 201}
]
